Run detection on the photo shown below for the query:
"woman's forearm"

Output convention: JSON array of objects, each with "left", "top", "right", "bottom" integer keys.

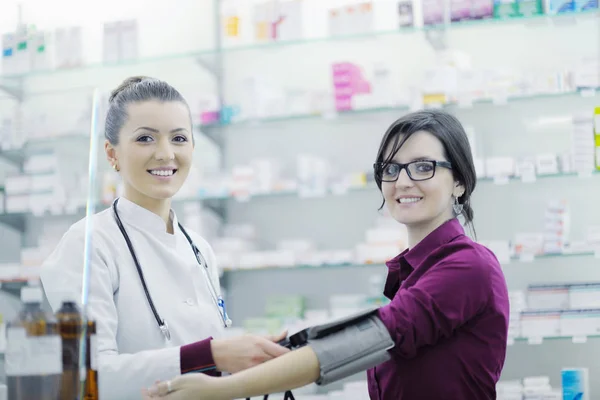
[{"left": 216, "top": 346, "right": 321, "bottom": 399}]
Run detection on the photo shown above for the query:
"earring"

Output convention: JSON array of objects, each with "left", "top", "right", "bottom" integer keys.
[
  {"left": 453, "top": 196, "right": 464, "bottom": 215},
  {"left": 113, "top": 163, "right": 119, "bottom": 172}
]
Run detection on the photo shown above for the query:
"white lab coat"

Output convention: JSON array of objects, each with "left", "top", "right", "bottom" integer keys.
[{"left": 40, "top": 197, "right": 226, "bottom": 400}]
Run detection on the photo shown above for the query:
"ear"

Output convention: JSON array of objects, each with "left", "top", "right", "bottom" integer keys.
[
  {"left": 454, "top": 181, "right": 465, "bottom": 198},
  {"left": 105, "top": 140, "right": 117, "bottom": 167}
]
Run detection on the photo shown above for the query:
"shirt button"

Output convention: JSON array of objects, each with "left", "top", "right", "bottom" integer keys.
[{"left": 185, "top": 298, "right": 195, "bottom": 306}]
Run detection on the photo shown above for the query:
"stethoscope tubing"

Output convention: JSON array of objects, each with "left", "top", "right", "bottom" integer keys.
[{"left": 112, "top": 198, "right": 230, "bottom": 340}]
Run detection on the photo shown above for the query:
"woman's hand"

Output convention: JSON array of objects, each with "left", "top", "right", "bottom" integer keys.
[
  {"left": 210, "top": 331, "right": 289, "bottom": 373},
  {"left": 142, "top": 374, "right": 230, "bottom": 400}
]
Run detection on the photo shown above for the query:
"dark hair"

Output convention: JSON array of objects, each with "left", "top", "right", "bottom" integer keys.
[
  {"left": 374, "top": 109, "right": 477, "bottom": 235},
  {"left": 105, "top": 76, "right": 191, "bottom": 145}
]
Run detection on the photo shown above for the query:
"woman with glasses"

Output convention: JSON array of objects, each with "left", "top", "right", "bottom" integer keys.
[{"left": 143, "top": 109, "right": 510, "bottom": 400}]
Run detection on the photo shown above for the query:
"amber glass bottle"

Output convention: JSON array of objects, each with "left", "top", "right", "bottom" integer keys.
[
  {"left": 56, "top": 297, "right": 82, "bottom": 400},
  {"left": 83, "top": 319, "right": 99, "bottom": 400},
  {"left": 56, "top": 295, "right": 99, "bottom": 400}
]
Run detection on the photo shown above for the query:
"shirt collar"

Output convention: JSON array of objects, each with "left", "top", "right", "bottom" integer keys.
[
  {"left": 115, "top": 197, "right": 179, "bottom": 244},
  {"left": 386, "top": 218, "right": 465, "bottom": 271}
]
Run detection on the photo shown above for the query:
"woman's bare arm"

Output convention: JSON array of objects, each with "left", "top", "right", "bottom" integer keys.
[
  {"left": 219, "top": 346, "right": 321, "bottom": 399},
  {"left": 144, "top": 346, "right": 321, "bottom": 400}
]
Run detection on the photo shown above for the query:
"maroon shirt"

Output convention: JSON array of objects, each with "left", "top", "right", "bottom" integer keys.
[{"left": 368, "top": 218, "right": 509, "bottom": 400}]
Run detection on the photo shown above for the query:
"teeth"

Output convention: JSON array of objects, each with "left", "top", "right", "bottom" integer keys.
[
  {"left": 398, "top": 197, "right": 422, "bottom": 204},
  {"left": 150, "top": 170, "right": 174, "bottom": 176}
]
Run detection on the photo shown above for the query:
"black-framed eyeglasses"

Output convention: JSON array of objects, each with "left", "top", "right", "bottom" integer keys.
[{"left": 373, "top": 160, "right": 453, "bottom": 182}]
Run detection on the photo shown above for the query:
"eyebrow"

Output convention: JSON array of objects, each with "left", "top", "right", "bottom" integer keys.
[
  {"left": 134, "top": 127, "right": 189, "bottom": 133},
  {"left": 390, "top": 156, "right": 438, "bottom": 163}
]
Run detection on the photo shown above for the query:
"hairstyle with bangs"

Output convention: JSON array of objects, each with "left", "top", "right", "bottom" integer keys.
[{"left": 373, "top": 109, "right": 477, "bottom": 236}]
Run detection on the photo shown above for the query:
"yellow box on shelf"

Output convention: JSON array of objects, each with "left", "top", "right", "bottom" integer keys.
[
  {"left": 595, "top": 107, "right": 600, "bottom": 171},
  {"left": 423, "top": 93, "right": 447, "bottom": 106}
]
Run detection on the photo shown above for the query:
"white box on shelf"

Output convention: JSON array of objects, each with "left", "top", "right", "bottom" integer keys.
[
  {"left": 28, "top": 193, "right": 56, "bottom": 216},
  {"left": 485, "top": 157, "right": 516, "bottom": 178},
  {"left": 20, "top": 246, "right": 55, "bottom": 267},
  {"left": 102, "top": 21, "right": 120, "bottom": 64},
  {"left": 223, "top": 224, "right": 257, "bottom": 240},
  {"left": 5, "top": 175, "right": 31, "bottom": 195},
  {"left": 520, "top": 310, "right": 561, "bottom": 338},
  {"left": 212, "top": 237, "right": 256, "bottom": 253},
  {"left": 119, "top": 20, "right": 139, "bottom": 61},
  {"left": 559, "top": 309, "right": 600, "bottom": 337},
  {"left": 277, "top": 239, "right": 315, "bottom": 253},
  {"left": 23, "top": 153, "right": 58, "bottom": 173},
  {"left": 0, "top": 264, "right": 20, "bottom": 280},
  {"left": 1, "top": 33, "right": 17, "bottom": 75},
  {"left": 30, "top": 174, "right": 59, "bottom": 192},
  {"left": 324, "top": 250, "right": 354, "bottom": 265},
  {"left": 265, "top": 250, "right": 296, "bottom": 268},
  {"left": 355, "top": 243, "right": 401, "bottom": 265},
  {"left": 535, "top": 154, "right": 559, "bottom": 175},
  {"left": 527, "top": 285, "right": 570, "bottom": 310},
  {"left": 215, "top": 252, "right": 238, "bottom": 271},
  {"left": 238, "top": 251, "right": 268, "bottom": 269},
  {"left": 569, "top": 284, "right": 600, "bottom": 309},
  {"left": 5, "top": 195, "right": 30, "bottom": 213}
]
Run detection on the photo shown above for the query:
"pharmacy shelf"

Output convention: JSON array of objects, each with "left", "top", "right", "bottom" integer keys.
[
  {"left": 221, "top": 250, "right": 597, "bottom": 273},
  {"left": 510, "top": 335, "right": 600, "bottom": 346},
  {"left": 0, "top": 168, "right": 597, "bottom": 226},
  {"left": 218, "top": 9, "right": 599, "bottom": 54},
  {"left": 1, "top": 10, "right": 596, "bottom": 83},
  {"left": 197, "top": 170, "right": 600, "bottom": 202},
  {"left": 0, "top": 48, "right": 218, "bottom": 81},
  {"left": 204, "top": 87, "right": 600, "bottom": 129},
  {"left": 0, "top": 213, "right": 26, "bottom": 232},
  {"left": 0, "top": 133, "right": 92, "bottom": 169},
  {"left": 0, "top": 279, "right": 31, "bottom": 298}
]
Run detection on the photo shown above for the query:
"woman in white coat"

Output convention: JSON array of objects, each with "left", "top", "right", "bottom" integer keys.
[{"left": 40, "top": 76, "right": 289, "bottom": 400}]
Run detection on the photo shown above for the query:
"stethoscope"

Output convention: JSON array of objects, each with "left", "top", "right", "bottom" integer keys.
[{"left": 112, "top": 198, "right": 232, "bottom": 341}]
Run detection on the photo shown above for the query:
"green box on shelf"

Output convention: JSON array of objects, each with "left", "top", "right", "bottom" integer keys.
[
  {"left": 265, "top": 295, "right": 306, "bottom": 319},
  {"left": 366, "top": 296, "right": 392, "bottom": 307},
  {"left": 516, "top": 0, "right": 544, "bottom": 16},
  {"left": 493, "top": 0, "right": 519, "bottom": 18}
]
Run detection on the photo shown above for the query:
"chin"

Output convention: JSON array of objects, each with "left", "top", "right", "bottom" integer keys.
[
  {"left": 146, "top": 187, "right": 181, "bottom": 200},
  {"left": 390, "top": 209, "right": 426, "bottom": 226}
]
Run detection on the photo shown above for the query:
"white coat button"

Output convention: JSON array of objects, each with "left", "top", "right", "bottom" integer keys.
[{"left": 185, "top": 298, "right": 195, "bottom": 306}]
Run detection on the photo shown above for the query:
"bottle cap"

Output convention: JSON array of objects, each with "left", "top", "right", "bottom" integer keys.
[
  {"left": 21, "top": 286, "right": 43, "bottom": 304},
  {"left": 58, "top": 291, "right": 79, "bottom": 303},
  {"left": 58, "top": 292, "right": 81, "bottom": 308}
]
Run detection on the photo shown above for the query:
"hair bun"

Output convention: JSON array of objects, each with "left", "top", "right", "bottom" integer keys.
[{"left": 109, "top": 75, "right": 151, "bottom": 103}]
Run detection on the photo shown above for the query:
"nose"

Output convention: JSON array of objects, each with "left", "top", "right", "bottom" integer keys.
[
  {"left": 154, "top": 137, "right": 175, "bottom": 161},
  {"left": 395, "top": 167, "right": 413, "bottom": 188}
]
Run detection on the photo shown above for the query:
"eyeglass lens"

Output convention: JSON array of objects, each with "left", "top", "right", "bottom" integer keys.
[{"left": 381, "top": 161, "right": 435, "bottom": 181}]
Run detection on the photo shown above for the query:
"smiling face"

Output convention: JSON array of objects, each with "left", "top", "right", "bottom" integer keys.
[
  {"left": 381, "top": 130, "right": 464, "bottom": 239},
  {"left": 105, "top": 100, "right": 193, "bottom": 207}
]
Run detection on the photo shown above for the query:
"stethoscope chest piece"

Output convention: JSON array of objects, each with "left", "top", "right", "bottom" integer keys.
[{"left": 160, "top": 320, "right": 171, "bottom": 341}]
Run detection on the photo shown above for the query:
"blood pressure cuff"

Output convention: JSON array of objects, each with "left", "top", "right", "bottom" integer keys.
[{"left": 279, "top": 308, "right": 395, "bottom": 386}]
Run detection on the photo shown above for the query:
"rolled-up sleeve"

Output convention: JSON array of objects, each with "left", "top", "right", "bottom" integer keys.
[{"left": 377, "top": 257, "right": 492, "bottom": 359}]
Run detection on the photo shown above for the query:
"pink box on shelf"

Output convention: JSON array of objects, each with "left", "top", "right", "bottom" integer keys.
[
  {"left": 331, "top": 62, "right": 372, "bottom": 111},
  {"left": 334, "top": 95, "right": 353, "bottom": 111}
]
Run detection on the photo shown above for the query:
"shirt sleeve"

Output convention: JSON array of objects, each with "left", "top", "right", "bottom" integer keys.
[
  {"left": 180, "top": 337, "right": 220, "bottom": 376},
  {"left": 38, "top": 224, "right": 210, "bottom": 400},
  {"left": 377, "top": 256, "right": 492, "bottom": 359}
]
